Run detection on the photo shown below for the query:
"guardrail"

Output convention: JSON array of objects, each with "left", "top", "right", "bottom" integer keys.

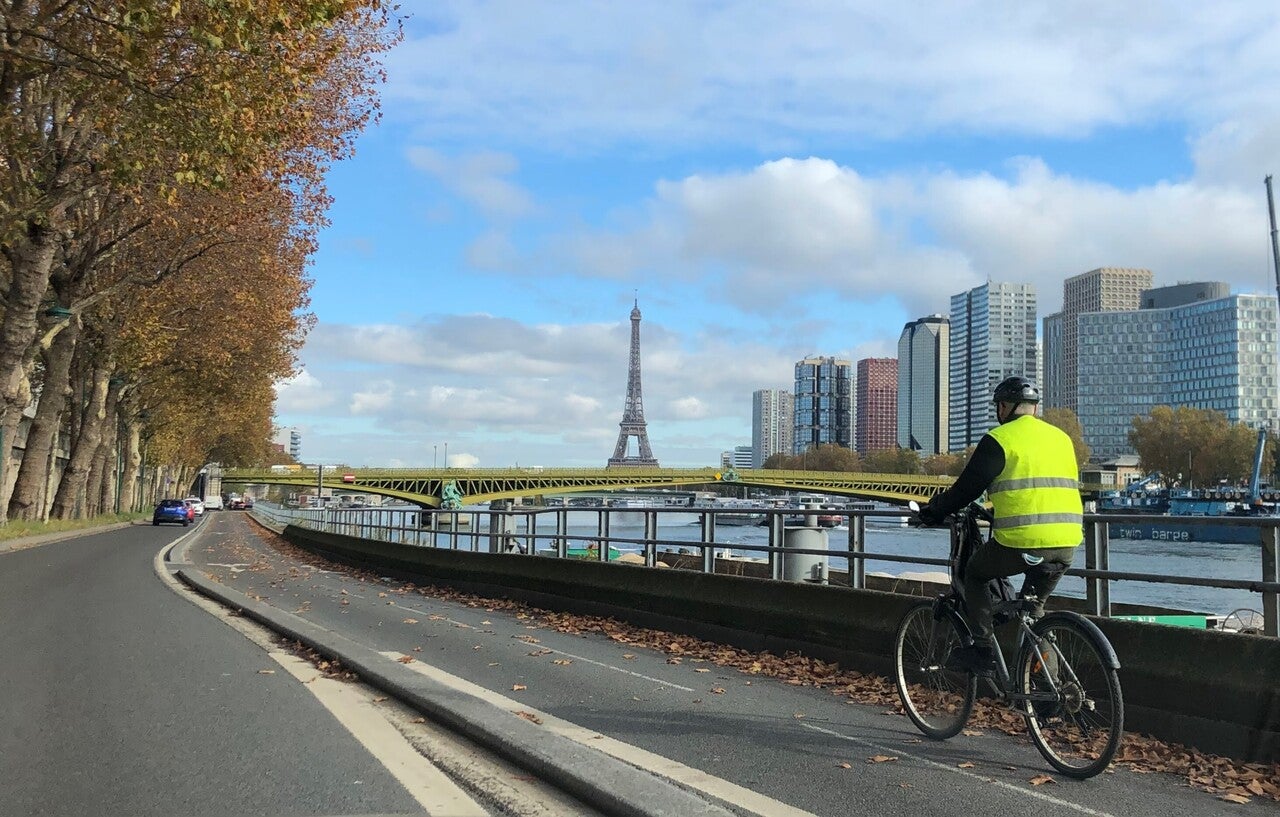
[{"left": 250, "top": 502, "right": 1280, "bottom": 637}]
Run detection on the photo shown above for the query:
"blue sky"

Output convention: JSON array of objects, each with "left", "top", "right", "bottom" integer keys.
[{"left": 274, "top": 1, "right": 1280, "bottom": 469}]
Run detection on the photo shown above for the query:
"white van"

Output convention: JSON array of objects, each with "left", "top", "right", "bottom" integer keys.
[{"left": 203, "top": 495, "right": 223, "bottom": 511}]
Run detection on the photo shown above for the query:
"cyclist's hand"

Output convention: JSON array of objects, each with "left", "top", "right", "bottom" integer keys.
[{"left": 916, "top": 503, "right": 946, "bottom": 527}]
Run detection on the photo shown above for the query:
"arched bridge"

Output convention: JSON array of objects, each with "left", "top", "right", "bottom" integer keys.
[{"left": 222, "top": 467, "right": 965, "bottom": 509}]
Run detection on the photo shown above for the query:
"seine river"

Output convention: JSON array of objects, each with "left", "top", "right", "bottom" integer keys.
[{"left": 311, "top": 506, "right": 1265, "bottom": 618}]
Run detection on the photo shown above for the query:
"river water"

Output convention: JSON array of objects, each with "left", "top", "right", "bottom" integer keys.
[{"left": 316, "top": 506, "right": 1265, "bottom": 617}]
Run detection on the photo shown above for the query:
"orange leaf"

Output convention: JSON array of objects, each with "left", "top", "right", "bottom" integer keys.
[{"left": 1029, "top": 775, "right": 1056, "bottom": 786}]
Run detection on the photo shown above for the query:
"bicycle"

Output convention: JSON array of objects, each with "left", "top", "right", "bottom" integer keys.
[{"left": 892, "top": 501, "right": 1124, "bottom": 779}]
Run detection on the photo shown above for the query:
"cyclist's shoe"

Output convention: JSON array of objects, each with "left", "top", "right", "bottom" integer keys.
[{"left": 945, "top": 641, "right": 998, "bottom": 676}]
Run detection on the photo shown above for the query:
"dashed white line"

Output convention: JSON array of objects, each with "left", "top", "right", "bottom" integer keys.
[
  {"left": 800, "top": 722, "right": 1119, "bottom": 817},
  {"left": 385, "top": 651, "right": 817, "bottom": 817}
]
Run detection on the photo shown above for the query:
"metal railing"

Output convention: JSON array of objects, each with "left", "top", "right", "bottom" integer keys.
[{"left": 250, "top": 503, "right": 1280, "bottom": 637}]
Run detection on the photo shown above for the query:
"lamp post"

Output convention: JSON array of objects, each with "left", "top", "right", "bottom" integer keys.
[
  {"left": 433, "top": 445, "right": 438, "bottom": 469},
  {"left": 444, "top": 442, "right": 448, "bottom": 469}
]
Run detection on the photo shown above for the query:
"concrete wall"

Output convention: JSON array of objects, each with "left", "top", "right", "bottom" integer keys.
[{"left": 283, "top": 524, "right": 1279, "bottom": 764}]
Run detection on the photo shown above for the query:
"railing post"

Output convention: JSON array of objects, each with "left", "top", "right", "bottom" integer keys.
[
  {"left": 597, "top": 510, "right": 610, "bottom": 562},
  {"left": 701, "top": 512, "right": 715, "bottom": 574},
  {"left": 770, "top": 514, "right": 784, "bottom": 581},
  {"left": 556, "top": 509, "right": 568, "bottom": 559},
  {"left": 848, "top": 513, "right": 866, "bottom": 589},
  {"left": 1085, "top": 519, "right": 1111, "bottom": 617},
  {"left": 644, "top": 511, "right": 658, "bottom": 567},
  {"left": 1263, "top": 523, "right": 1279, "bottom": 637}
]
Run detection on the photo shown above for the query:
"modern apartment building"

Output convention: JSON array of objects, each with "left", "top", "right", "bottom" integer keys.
[
  {"left": 273, "top": 427, "right": 302, "bottom": 461},
  {"left": 948, "top": 282, "right": 1038, "bottom": 451},
  {"left": 896, "top": 315, "right": 949, "bottom": 455},
  {"left": 793, "top": 356, "right": 853, "bottom": 454},
  {"left": 1076, "top": 287, "right": 1279, "bottom": 459},
  {"left": 1043, "top": 267, "right": 1152, "bottom": 413},
  {"left": 721, "top": 446, "right": 754, "bottom": 470},
  {"left": 856, "top": 358, "right": 898, "bottom": 456},
  {"left": 751, "top": 389, "right": 794, "bottom": 467}
]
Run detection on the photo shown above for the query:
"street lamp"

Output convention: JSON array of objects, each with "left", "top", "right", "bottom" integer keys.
[
  {"left": 444, "top": 442, "right": 448, "bottom": 469},
  {"left": 433, "top": 445, "right": 438, "bottom": 469}
]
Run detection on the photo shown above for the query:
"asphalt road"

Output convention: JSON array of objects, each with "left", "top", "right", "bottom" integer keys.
[{"left": 186, "top": 513, "right": 1275, "bottom": 817}]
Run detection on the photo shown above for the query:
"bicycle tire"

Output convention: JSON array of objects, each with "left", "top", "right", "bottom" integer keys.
[
  {"left": 1018, "top": 612, "right": 1124, "bottom": 779},
  {"left": 893, "top": 600, "right": 977, "bottom": 739}
]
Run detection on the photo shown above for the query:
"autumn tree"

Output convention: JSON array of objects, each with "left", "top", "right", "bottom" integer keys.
[
  {"left": 861, "top": 448, "right": 922, "bottom": 474},
  {"left": 1129, "top": 406, "right": 1265, "bottom": 487},
  {"left": 1043, "top": 407, "right": 1091, "bottom": 467},
  {"left": 763, "top": 444, "right": 862, "bottom": 472},
  {"left": 0, "top": 1, "right": 396, "bottom": 515}
]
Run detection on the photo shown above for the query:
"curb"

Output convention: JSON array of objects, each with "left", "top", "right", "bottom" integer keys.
[
  {"left": 0, "top": 520, "right": 143, "bottom": 554},
  {"left": 176, "top": 567, "right": 734, "bottom": 817}
]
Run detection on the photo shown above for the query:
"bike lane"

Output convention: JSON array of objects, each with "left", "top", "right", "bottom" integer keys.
[{"left": 186, "top": 513, "right": 1276, "bottom": 817}]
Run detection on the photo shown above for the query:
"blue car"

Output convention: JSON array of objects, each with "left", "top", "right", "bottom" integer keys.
[{"left": 153, "top": 499, "right": 190, "bottom": 526}]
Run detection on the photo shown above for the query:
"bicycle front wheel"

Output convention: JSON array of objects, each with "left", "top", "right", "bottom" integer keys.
[
  {"left": 893, "top": 600, "right": 977, "bottom": 739},
  {"left": 1018, "top": 614, "right": 1124, "bottom": 779}
]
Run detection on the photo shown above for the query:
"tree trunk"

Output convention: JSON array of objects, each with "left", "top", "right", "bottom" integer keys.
[
  {"left": 0, "top": 226, "right": 59, "bottom": 506},
  {"left": 120, "top": 423, "right": 140, "bottom": 512},
  {"left": 8, "top": 323, "right": 78, "bottom": 520},
  {"left": 86, "top": 440, "right": 107, "bottom": 517},
  {"left": 50, "top": 366, "right": 110, "bottom": 519}
]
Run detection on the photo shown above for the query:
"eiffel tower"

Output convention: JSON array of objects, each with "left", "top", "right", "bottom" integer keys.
[{"left": 608, "top": 299, "right": 659, "bottom": 467}]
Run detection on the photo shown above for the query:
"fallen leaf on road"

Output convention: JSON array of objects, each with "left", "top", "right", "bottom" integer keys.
[
  {"left": 868, "top": 755, "right": 898, "bottom": 764},
  {"left": 397, "top": 655, "right": 415, "bottom": 664},
  {"left": 1220, "top": 793, "right": 1251, "bottom": 804},
  {"left": 837, "top": 761, "right": 852, "bottom": 769},
  {"left": 962, "top": 729, "right": 984, "bottom": 736},
  {"left": 622, "top": 653, "right": 636, "bottom": 660},
  {"left": 552, "top": 659, "right": 572, "bottom": 666},
  {"left": 257, "top": 670, "right": 275, "bottom": 675},
  {"left": 402, "top": 618, "right": 419, "bottom": 624},
  {"left": 695, "top": 668, "right": 710, "bottom": 673},
  {"left": 958, "top": 762, "right": 976, "bottom": 769},
  {"left": 1029, "top": 775, "right": 1056, "bottom": 786},
  {"left": 378, "top": 592, "right": 387, "bottom": 598},
  {"left": 412, "top": 647, "right": 422, "bottom": 652},
  {"left": 373, "top": 696, "right": 387, "bottom": 702},
  {"left": 666, "top": 657, "right": 682, "bottom": 664},
  {"left": 512, "top": 684, "right": 527, "bottom": 691},
  {"left": 411, "top": 717, "right": 425, "bottom": 723},
  {"left": 514, "top": 710, "right": 542, "bottom": 724},
  {"left": 711, "top": 687, "right": 725, "bottom": 694},
  {"left": 528, "top": 649, "right": 552, "bottom": 656}
]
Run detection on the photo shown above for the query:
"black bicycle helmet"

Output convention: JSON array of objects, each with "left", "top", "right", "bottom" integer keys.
[{"left": 993, "top": 376, "right": 1040, "bottom": 405}]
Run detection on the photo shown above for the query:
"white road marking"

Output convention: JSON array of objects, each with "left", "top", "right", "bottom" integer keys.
[
  {"left": 410, "top": 613, "right": 694, "bottom": 691},
  {"left": 384, "top": 651, "right": 817, "bottom": 817},
  {"left": 154, "top": 541, "right": 491, "bottom": 817},
  {"left": 270, "top": 650, "right": 488, "bottom": 817},
  {"left": 800, "top": 722, "right": 1119, "bottom": 817}
]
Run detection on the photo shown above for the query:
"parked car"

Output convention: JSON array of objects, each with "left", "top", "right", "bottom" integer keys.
[
  {"left": 153, "top": 499, "right": 190, "bottom": 527},
  {"left": 183, "top": 497, "right": 205, "bottom": 516}
]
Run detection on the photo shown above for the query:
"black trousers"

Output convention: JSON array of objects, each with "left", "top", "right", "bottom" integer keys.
[{"left": 962, "top": 538, "right": 1076, "bottom": 640}]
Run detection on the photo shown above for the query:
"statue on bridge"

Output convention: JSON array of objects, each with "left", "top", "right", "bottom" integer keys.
[{"left": 440, "top": 479, "right": 464, "bottom": 510}]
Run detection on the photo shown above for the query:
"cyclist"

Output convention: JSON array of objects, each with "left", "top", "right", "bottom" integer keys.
[{"left": 917, "top": 377, "right": 1083, "bottom": 675}]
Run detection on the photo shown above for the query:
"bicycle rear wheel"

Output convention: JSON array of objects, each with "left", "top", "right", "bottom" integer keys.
[
  {"left": 1019, "top": 614, "right": 1124, "bottom": 778},
  {"left": 893, "top": 600, "right": 976, "bottom": 739}
]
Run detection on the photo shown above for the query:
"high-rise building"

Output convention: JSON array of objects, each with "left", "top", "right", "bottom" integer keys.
[
  {"left": 273, "top": 427, "right": 302, "bottom": 461},
  {"left": 897, "top": 315, "right": 949, "bottom": 455},
  {"left": 792, "top": 356, "right": 853, "bottom": 454},
  {"left": 948, "top": 282, "right": 1038, "bottom": 451},
  {"left": 721, "top": 446, "right": 754, "bottom": 470},
  {"left": 1046, "top": 267, "right": 1153, "bottom": 413},
  {"left": 752, "top": 389, "right": 794, "bottom": 467},
  {"left": 1042, "top": 312, "right": 1064, "bottom": 409},
  {"left": 1076, "top": 287, "right": 1278, "bottom": 459},
  {"left": 856, "top": 358, "right": 898, "bottom": 455}
]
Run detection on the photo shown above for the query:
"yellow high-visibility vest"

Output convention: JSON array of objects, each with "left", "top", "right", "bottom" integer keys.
[{"left": 985, "top": 415, "right": 1083, "bottom": 549}]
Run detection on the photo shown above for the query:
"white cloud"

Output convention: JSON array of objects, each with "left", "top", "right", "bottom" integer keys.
[
  {"left": 274, "top": 369, "right": 334, "bottom": 414},
  {"left": 387, "top": 3, "right": 1280, "bottom": 146},
  {"left": 406, "top": 146, "right": 535, "bottom": 219}
]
